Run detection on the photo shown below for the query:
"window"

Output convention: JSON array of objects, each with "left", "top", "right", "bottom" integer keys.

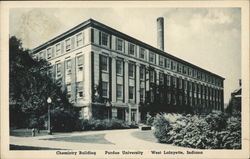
[
  {"left": 116, "top": 84, "right": 123, "bottom": 99},
  {"left": 202, "top": 85, "right": 206, "bottom": 95},
  {"left": 172, "top": 76, "right": 177, "bottom": 88},
  {"left": 140, "top": 88, "right": 144, "bottom": 102},
  {"left": 188, "top": 68, "right": 192, "bottom": 76},
  {"left": 184, "top": 80, "right": 188, "bottom": 91},
  {"left": 129, "top": 86, "right": 134, "bottom": 100},
  {"left": 128, "top": 43, "right": 135, "bottom": 55},
  {"left": 56, "top": 63, "right": 61, "bottom": 78},
  {"left": 65, "top": 59, "right": 72, "bottom": 83},
  {"left": 116, "top": 38, "right": 123, "bottom": 51},
  {"left": 76, "top": 55, "right": 84, "bottom": 82},
  {"left": 139, "top": 67, "right": 144, "bottom": 80},
  {"left": 76, "top": 33, "right": 83, "bottom": 47},
  {"left": 167, "top": 93, "right": 171, "bottom": 104},
  {"left": 131, "top": 110, "right": 136, "bottom": 122},
  {"left": 184, "top": 95, "right": 188, "bottom": 105},
  {"left": 189, "top": 82, "right": 192, "bottom": 92},
  {"left": 77, "top": 55, "right": 83, "bottom": 72},
  {"left": 167, "top": 75, "right": 171, "bottom": 86},
  {"left": 197, "top": 84, "right": 201, "bottom": 93},
  {"left": 116, "top": 60, "right": 123, "bottom": 75},
  {"left": 101, "top": 55, "right": 108, "bottom": 72},
  {"left": 139, "top": 48, "right": 145, "bottom": 59},
  {"left": 171, "top": 61, "right": 177, "bottom": 71},
  {"left": 178, "top": 63, "right": 182, "bottom": 73},
  {"left": 149, "top": 70, "right": 155, "bottom": 83},
  {"left": 66, "top": 59, "right": 71, "bottom": 74},
  {"left": 202, "top": 73, "right": 205, "bottom": 81},
  {"left": 39, "top": 51, "right": 43, "bottom": 59},
  {"left": 128, "top": 63, "right": 134, "bottom": 78},
  {"left": 183, "top": 66, "right": 187, "bottom": 75},
  {"left": 102, "top": 82, "right": 108, "bottom": 97},
  {"left": 159, "top": 56, "right": 164, "bottom": 67},
  {"left": 193, "top": 69, "right": 197, "bottom": 78},
  {"left": 65, "top": 39, "right": 71, "bottom": 51},
  {"left": 76, "top": 82, "right": 83, "bottom": 98},
  {"left": 101, "top": 32, "right": 108, "bottom": 46},
  {"left": 67, "top": 84, "right": 71, "bottom": 98},
  {"left": 149, "top": 52, "right": 155, "bottom": 63},
  {"left": 179, "top": 95, "right": 183, "bottom": 105},
  {"left": 179, "top": 78, "right": 182, "bottom": 89},
  {"left": 197, "top": 71, "right": 201, "bottom": 79},
  {"left": 47, "top": 48, "right": 52, "bottom": 59},
  {"left": 55, "top": 43, "right": 61, "bottom": 56},
  {"left": 165, "top": 58, "right": 170, "bottom": 69},
  {"left": 173, "top": 95, "right": 177, "bottom": 105},
  {"left": 194, "top": 83, "right": 197, "bottom": 92},
  {"left": 159, "top": 72, "right": 164, "bottom": 85}
]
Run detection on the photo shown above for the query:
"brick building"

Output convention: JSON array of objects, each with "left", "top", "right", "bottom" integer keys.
[{"left": 31, "top": 18, "right": 224, "bottom": 124}]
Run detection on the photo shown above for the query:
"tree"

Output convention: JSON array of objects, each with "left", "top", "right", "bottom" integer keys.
[{"left": 9, "top": 36, "right": 79, "bottom": 131}]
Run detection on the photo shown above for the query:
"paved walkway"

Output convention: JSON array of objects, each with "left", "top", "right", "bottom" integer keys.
[{"left": 10, "top": 129, "right": 190, "bottom": 150}]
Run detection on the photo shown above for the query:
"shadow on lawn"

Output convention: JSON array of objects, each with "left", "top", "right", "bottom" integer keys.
[
  {"left": 10, "top": 144, "right": 66, "bottom": 150},
  {"left": 131, "top": 130, "right": 158, "bottom": 143},
  {"left": 41, "top": 133, "right": 114, "bottom": 145}
]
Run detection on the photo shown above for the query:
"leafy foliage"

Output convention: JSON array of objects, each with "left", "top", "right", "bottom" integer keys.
[
  {"left": 153, "top": 112, "right": 241, "bottom": 149},
  {"left": 77, "top": 119, "right": 131, "bottom": 131},
  {"left": 9, "top": 36, "right": 79, "bottom": 131}
]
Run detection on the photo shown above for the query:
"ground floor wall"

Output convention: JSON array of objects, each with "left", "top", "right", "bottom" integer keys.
[{"left": 79, "top": 104, "right": 139, "bottom": 124}]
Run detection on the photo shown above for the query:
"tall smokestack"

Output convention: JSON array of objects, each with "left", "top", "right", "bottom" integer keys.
[{"left": 157, "top": 17, "right": 164, "bottom": 51}]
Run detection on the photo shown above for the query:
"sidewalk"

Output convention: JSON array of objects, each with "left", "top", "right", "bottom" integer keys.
[{"left": 10, "top": 129, "right": 190, "bottom": 150}]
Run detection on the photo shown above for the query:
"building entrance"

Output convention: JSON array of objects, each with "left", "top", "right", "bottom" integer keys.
[{"left": 117, "top": 108, "right": 126, "bottom": 121}]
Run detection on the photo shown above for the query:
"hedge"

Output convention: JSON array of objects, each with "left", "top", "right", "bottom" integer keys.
[
  {"left": 76, "top": 119, "right": 137, "bottom": 131},
  {"left": 153, "top": 112, "right": 241, "bottom": 149}
]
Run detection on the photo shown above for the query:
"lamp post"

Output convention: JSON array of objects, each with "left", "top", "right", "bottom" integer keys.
[
  {"left": 47, "top": 97, "right": 52, "bottom": 135},
  {"left": 106, "top": 101, "right": 111, "bottom": 120}
]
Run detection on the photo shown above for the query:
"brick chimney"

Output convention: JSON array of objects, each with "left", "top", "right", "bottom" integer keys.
[{"left": 157, "top": 17, "right": 164, "bottom": 51}]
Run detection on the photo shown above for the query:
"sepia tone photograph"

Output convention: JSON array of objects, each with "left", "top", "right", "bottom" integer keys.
[{"left": 1, "top": 1, "right": 249, "bottom": 159}]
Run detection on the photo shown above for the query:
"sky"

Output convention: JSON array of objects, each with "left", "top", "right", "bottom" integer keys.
[{"left": 9, "top": 7, "right": 241, "bottom": 104}]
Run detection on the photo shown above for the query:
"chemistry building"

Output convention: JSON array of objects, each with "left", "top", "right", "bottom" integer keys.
[{"left": 31, "top": 18, "right": 224, "bottom": 124}]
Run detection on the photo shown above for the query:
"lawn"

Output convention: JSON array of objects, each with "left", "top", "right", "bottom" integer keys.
[
  {"left": 10, "top": 129, "right": 49, "bottom": 137},
  {"left": 41, "top": 134, "right": 114, "bottom": 145},
  {"left": 131, "top": 130, "right": 158, "bottom": 143}
]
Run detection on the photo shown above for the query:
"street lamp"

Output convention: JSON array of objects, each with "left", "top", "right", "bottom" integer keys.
[
  {"left": 47, "top": 97, "right": 52, "bottom": 135},
  {"left": 106, "top": 101, "right": 111, "bottom": 120}
]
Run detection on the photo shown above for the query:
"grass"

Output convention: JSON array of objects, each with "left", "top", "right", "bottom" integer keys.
[
  {"left": 131, "top": 130, "right": 158, "bottom": 143},
  {"left": 41, "top": 134, "right": 114, "bottom": 145},
  {"left": 10, "top": 129, "right": 49, "bottom": 137},
  {"left": 10, "top": 144, "right": 65, "bottom": 150}
]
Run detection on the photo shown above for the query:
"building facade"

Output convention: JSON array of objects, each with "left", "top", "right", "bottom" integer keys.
[{"left": 31, "top": 18, "right": 224, "bottom": 124}]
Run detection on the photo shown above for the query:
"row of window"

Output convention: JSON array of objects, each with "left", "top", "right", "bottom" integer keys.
[
  {"left": 100, "top": 55, "right": 222, "bottom": 91},
  {"left": 101, "top": 81, "right": 135, "bottom": 101},
  {"left": 66, "top": 81, "right": 84, "bottom": 99},
  {"left": 36, "top": 32, "right": 85, "bottom": 60},
  {"left": 100, "top": 55, "right": 136, "bottom": 78},
  {"left": 96, "top": 30, "right": 222, "bottom": 87},
  {"left": 100, "top": 67, "right": 222, "bottom": 102},
  {"left": 148, "top": 91, "right": 222, "bottom": 108},
  {"left": 55, "top": 55, "right": 84, "bottom": 80},
  {"left": 54, "top": 55, "right": 84, "bottom": 99},
  {"left": 100, "top": 79, "right": 222, "bottom": 104}
]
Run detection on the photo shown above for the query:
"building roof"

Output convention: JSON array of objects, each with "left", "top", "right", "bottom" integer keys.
[{"left": 32, "top": 18, "right": 225, "bottom": 80}]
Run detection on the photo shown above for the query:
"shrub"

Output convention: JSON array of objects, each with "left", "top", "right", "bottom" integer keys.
[
  {"left": 152, "top": 114, "right": 171, "bottom": 143},
  {"left": 51, "top": 108, "right": 79, "bottom": 132},
  {"left": 80, "top": 119, "right": 131, "bottom": 131},
  {"left": 152, "top": 112, "right": 241, "bottom": 149}
]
